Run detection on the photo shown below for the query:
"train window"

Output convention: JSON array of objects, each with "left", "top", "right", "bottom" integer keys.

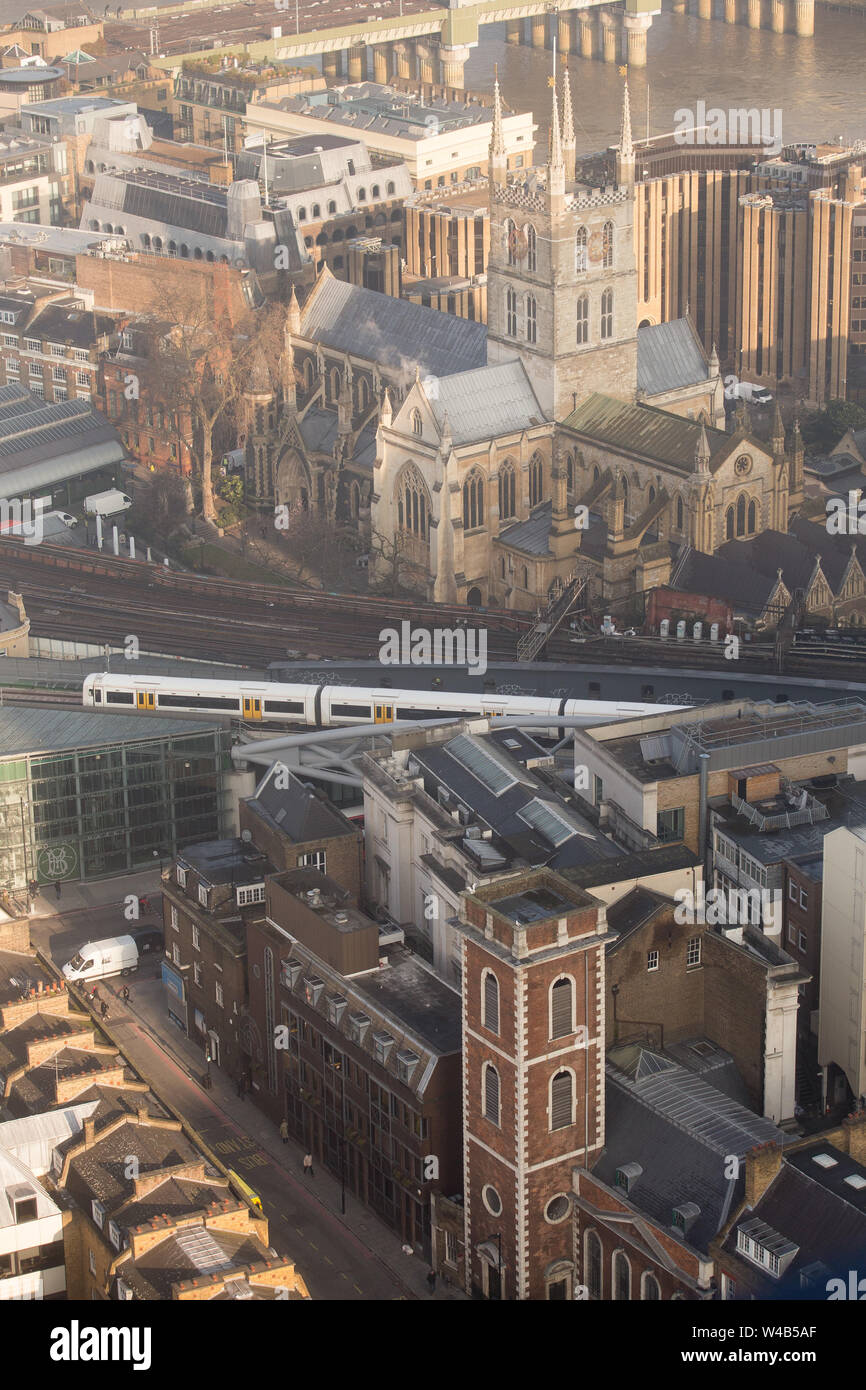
[
  {"left": 264, "top": 700, "right": 304, "bottom": 714},
  {"left": 588, "top": 682, "right": 601, "bottom": 696},
  {"left": 330, "top": 703, "right": 373, "bottom": 719},
  {"left": 107, "top": 690, "right": 134, "bottom": 704},
  {"left": 157, "top": 694, "right": 240, "bottom": 710},
  {"left": 641, "top": 685, "right": 655, "bottom": 700},
  {"left": 93, "top": 689, "right": 102, "bottom": 702}
]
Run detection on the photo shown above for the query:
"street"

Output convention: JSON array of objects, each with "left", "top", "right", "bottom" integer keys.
[{"left": 31, "top": 898, "right": 442, "bottom": 1301}]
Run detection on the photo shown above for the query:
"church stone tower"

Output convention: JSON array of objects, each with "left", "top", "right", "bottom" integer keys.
[{"left": 486, "top": 74, "right": 638, "bottom": 421}]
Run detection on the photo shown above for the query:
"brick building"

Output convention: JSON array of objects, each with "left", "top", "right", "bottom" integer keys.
[
  {"left": 457, "top": 870, "right": 610, "bottom": 1300},
  {"left": 161, "top": 839, "right": 275, "bottom": 1082},
  {"left": 239, "top": 763, "right": 364, "bottom": 904},
  {"left": 245, "top": 868, "right": 461, "bottom": 1254},
  {"left": 0, "top": 277, "right": 115, "bottom": 404}
]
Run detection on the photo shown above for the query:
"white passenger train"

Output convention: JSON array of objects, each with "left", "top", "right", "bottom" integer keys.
[{"left": 82, "top": 673, "right": 685, "bottom": 728}]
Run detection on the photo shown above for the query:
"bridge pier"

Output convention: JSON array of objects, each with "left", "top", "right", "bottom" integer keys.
[
  {"left": 506, "top": 18, "right": 522, "bottom": 44},
  {"left": 372, "top": 43, "right": 390, "bottom": 84},
  {"left": 415, "top": 39, "right": 439, "bottom": 86},
  {"left": 671, "top": 0, "right": 687, "bottom": 12},
  {"left": 697, "top": 0, "right": 713, "bottom": 19},
  {"left": 770, "top": 0, "right": 786, "bottom": 30},
  {"left": 393, "top": 41, "right": 412, "bottom": 80},
  {"left": 531, "top": 14, "right": 547, "bottom": 47},
  {"left": 558, "top": 11, "right": 574, "bottom": 54},
  {"left": 794, "top": 0, "right": 814, "bottom": 33},
  {"left": 347, "top": 45, "right": 366, "bottom": 82},
  {"left": 440, "top": 43, "right": 470, "bottom": 89},
  {"left": 578, "top": 11, "right": 596, "bottom": 57},
  {"left": 746, "top": 0, "right": 762, "bottom": 27},
  {"left": 724, "top": 0, "right": 738, "bottom": 22},
  {"left": 622, "top": 12, "right": 650, "bottom": 66},
  {"left": 599, "top": 9, "right": 619, "bottom": 63}
]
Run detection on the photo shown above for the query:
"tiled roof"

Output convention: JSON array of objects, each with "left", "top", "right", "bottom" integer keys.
[
  {"left": 562, "top": 393, "right": 729, "bottom": 473},
  {"left": 299, "top": 271, "right": 486, "bottom": 380},
  {"left": 637, "top": 318, "right": 708, "bottom": 397},
  {"left": 498, "top": 500, "right": 553, "bottom": 556},
  {"left": 430, "top": 361, "right": 545, "bottom": 444}
]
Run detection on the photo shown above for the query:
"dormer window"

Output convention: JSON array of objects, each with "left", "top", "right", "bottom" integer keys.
[
  {"left": 326, "top": 994, "right": 348, "bottom": 1026},
  {"left": 372, "top": 1031, "right": 395, "bottom": 1065},
  {"left": 614, "top": 1163, "right": 642, "bottom": 1194},
  {"left": 92, "top": 1199, "right": 105, "bottom": 1230},
  {"left": 348, "top": 1011, "right": 370, "bottom": 1044},
  {"left": 395, "top": 1048, "right": 420, "bottom": 1083},
  {"left": 281, "top": 960, "right": 303, "bottom": 989},
  {"left": 672, "top": 1202, "right": 700, "bottom": 1234},
  {"left": 736, "top": 1218, "right": 798, "bottom": 1278},
  {"left": 176, "top": 865, "right": 187, "bottom": 888},
  {"left": 10, "top": 1186, "right": 37, "bottom": 1224},
  {"left": 303, "top": 976, "right": 324, "bottom": 1007},
  {"left": 197, "top": 884, "right": 208, "bottom": 907},
  {"left": 108, "top": 1219, "right": 123, "bottom": 1250},
  {"left": 236, "top": 883, "right": 265, "bottom": 906}
]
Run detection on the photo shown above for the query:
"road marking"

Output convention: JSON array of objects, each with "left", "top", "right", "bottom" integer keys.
[
  {"left": 323, "top": 1255, "right": 332, "bottom": 1265},
  {"left": 354, "top": 1283, "right": 363, "bottom": 1295},
  {"left": 340, "top": 1272, "right": 349, "bottom": 1280},
  {"left": 308, "top": 1241, "right": 318, "bottom": 1251}
]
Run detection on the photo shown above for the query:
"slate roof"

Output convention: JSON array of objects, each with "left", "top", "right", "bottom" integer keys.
[
  {"left": 430, "top": 361, "right": 545, "bottom": 445},
  {"left": 789, "top": 515, "right": 866, "bottom": 589},
  {"left": 498, "top": 500, "right": 553, "bottom": 556},
  {"left": 0, "top": 706, "right": 218, "bottom": 757},
  {"left": 299, "top": 271, "right": 486, "bottom": 380},
  {"left": 561, "top": 393, "right": 729, "bottom": 473},
  {"left": 0, "top": 387, "right": 124, "bottom": 495},
  {"left": 246, "top": 763, "right": 356, "bottom": 844},
  {"left": 595, "top": 1046, "right": 782, "bottom": 1253},
  {"left": 298, "top": 407, "right": 338, "bottom": 455},
  {"left": 637, "top": 318, "right": 709, "bottom": 397},
  {"left": 675, "top": 548, "right": 778, "bottom": 615}
]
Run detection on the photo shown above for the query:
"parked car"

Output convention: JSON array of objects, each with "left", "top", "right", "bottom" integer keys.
[{"left": 128, "top": 925, "right": 164, "bottom": 956}]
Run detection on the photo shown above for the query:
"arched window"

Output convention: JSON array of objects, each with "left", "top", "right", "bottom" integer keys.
[
  {"left": 303, "top": 358, "right": 315, "bottom": 391},
  {"left": 748, "top": 498, "right": 757, "bottom": 533},
  {"left": 358, "top": 377, "right": 370, "bottom": 411},
  {"left": 386, "top": 181, "right": 395, "bottom": 195},
  {"left": 526, "top": 222, "right": 537, "bottom": 272},
  {"left": 585, "top": 1231, "right": 602, "bottom": 1299},
  {"left": 316, "top": 231, "right": 328, "bottom": 246},
  {"left": 168, "top": 240, "right": 177, "bottom": 256},
  {"left": 576, "top": 225, "right": 588, "bottom": 272},
  {"left": 620, "top": 473, "right": 629, "bottom": 508},
  {"left": 396, "top": 465, "right": 430, "bottom": 540},
  {"left": 372, "top": 185, "right": 380, "bottom": 198},
  {"left": 483, "top": 1062, "right": 500, "bottom": 1125},
  {"left": 641, "top": 1272, "right": 661, "bottom": 1301},
  {"left": 463, "top": 469, "right": 484, "bottom": 530},
  {"left": 298, "top": 208, "right": 307, "bottom": 222},
  {"left": 676, "top": 495, "right": 684, "bottom": 531},
  {"left": 526, "top": 295, "right": 537, "bottom": 344},
  {"left": 648, "top": 485, "right": 656, "bottom": 503},
  {"left": 602, "top": 220, "right": 614, "bottom": 269},
  {"left": 522, "top": 566, "right": 528, "bottom": 589},
  {"left": 726, "top": 505, "right": 734, "bottom": 540},
  {"left": 482, "top": 970, "right": 499, "bottom": 1034},
  {"left": 328, "top": 199, "right": 337, "bottom": 214},
  {"left": 736, "top": 493, "right": 746, "bottom": 536},
  {"left": 550, "top": 1070, "right": 574, "bottom": 1130},
  {"left": 411, "top": 408, "right": 423, "bottom": 436},
  {"left": 504, "top": 216, "right": 517, "bottom": 266},
  {"left": 601, "top": 288, "right": 613, "bottom": 341},
  {"left": 141, "top": 231, "right": 150, "bottom": 247},
  {"left": 311, "top": 203, "right": 321, "bottom": 218},
  {"left": 193, "top": 246, "right": 203, "bottom": 260},
  {"left": 330, "top": 368, "right": 341, "bottom": 400},
  {"left": 499, "top": 461, "right": 516, "bottom": 520},
  {"left": 576, "top": 294, "right": 589, "bottom": 345},
  {"left": 529, "top": 453, "right": 543, "bottom": 508},
  {"left": 566, "top": 453, "right": 574, "bottom": 494},
  {"left": 593, "top": 465, "right": 600, "bottom": 483},
  {"left": 205, "top": 249, "right": 214, "bottom": 262},
  {"left": 550, "top": 977, "right": 574, "bottom": 1038},
  {"left": 357, "top": 188, "right": 366, "bottom": 202},
  {"left": 351, "top": 481, "right": 360, "bottom": 519},
  {"left": 506, "top": 286, "right": 517, "bottom": 337},
  {"left": 179, "top": 243, "right": 189, "bottom": 258},
  {"left": 613, "top": 1251, "right": 631, "bottom": 1301}
]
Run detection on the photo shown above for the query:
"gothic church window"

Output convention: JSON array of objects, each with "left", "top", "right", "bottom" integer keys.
[
  {"left": 601, "top": 288, "right": 613, "bottom": 341},
  {"left": 602, "top": 220, "right": 614, "bottom": 269},
  {"left": 726, "top": 505, "right": 734, "bottom": 540},
  {"left": 506, "top": 286, "right": 517, "bottom": 337},
  {"left": 529, "top": 453, "right": 543, "bottom": 508},
  {"left": 463, "top": 470, "right": 485, "bottom": 530},
  {"left": 736, "top": 493, "right": 746, "bottom": 536},
  {"left": 526, "top": 222, "right": 537, "bottom": 272},
  {"left": 396, "top": 465, "right": 429, "bottom": 540},
  {"left": 613, "top": 1251, "right": 631, "bottom": 1301},
  {"left": 748, "top": 498, "right": 757, "bottom": 533},
  {"left": 550, "top": 977, "right": 574, "bottom": 1038},
  {"left": 550, "top": 1070, "right": 574, "bottom": 1131},
  {"left": 483, "top": 1062, "right": 500, "bottom": 1125},
  {"left": 576, "top": 225, "right": 588, "bottom": 272},
  {"left": 499, "top": 461, "right": 516, "bottom": 519},
  {"left": 676, "top": 495, "right": 684, "bottom": 531},
  {"left": 482, "top": 970, "right": 499, "bottom": 1034},
  {"left": 566, "top": 453, "right": 574, "bottom": 494},
  {"left": 411, "top": 408, "right": 423, "bottom": 436},
  {"left": 526, "top": 295, "right": 537, "bottom": 344},
  {"left": 505, "top": 217, "right": 517, "bottom": 266},
  {"left": 576, "top": 294, "right": 589, "bottom": 345}
]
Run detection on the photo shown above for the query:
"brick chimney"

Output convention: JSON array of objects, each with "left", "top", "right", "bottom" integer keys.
[
  {"left": 83, "top": 1118, "right": 96, "bottom": 1145},
  {"left": 744, "top": 1141, "right": 783, "bottom": 1207}
]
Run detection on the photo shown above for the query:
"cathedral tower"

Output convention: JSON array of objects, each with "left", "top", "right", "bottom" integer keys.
[{"left": 486, "top": 72, "right": 638, "bottom": 420}]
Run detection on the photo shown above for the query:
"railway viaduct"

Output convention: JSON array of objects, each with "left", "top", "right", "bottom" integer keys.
[{"left": 135, "top": 0, "right": 816, "bottom": 88}]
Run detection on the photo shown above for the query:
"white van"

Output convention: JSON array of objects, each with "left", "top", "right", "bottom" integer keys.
[
  {"left": 62, "top": 935, "right": 139, "bottom": 984},
  {"left": 83, "top": 489, "right": 133, "bottom": 518}
]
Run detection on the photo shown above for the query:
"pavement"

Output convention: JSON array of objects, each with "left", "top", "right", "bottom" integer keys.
[{"left": 30, "top": 883, "right": 466, "bottom": 1302}]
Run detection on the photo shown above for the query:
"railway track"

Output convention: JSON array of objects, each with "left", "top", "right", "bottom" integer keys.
[{"left": 0, "top": 686, "right": 81, "bottom": 706}]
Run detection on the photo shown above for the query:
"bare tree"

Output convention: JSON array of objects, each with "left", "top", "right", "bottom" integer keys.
[{"left": 367, "top": 527, "right": 429, "bottom": 599}]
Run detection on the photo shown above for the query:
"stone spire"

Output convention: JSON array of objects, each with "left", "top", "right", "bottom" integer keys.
[
  {"left": 695, "top": 420, "right": 711, "bottom": 476},
  {"left": 616, "top": 72, "right": 634, "bottom": 188},
  {"left": 287, "top": 285, "right": 301, "bottom": 335},
  {"left": 561, "top": 65, "right": 576, "bottom": 183},
  {"left": 380, "top": 387, "right": 392, "bottom": 428},
  {"left": 281, "top": 330, "right": 296, "bottom": 412},
  {"left": 547, "top": 72, "right": 565, "bottom": 206},
  {"left": 771, "top": 401, "right": 785, "bottom": 458},
  {"left": 708, "top": 341, "right": 720, "bottom": 378},
  {"left": 489, "top": 65, "right": 507, "bottom": 187}
]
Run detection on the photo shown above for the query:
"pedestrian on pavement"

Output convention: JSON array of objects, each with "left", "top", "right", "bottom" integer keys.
[
  {"left": 303, "top": 1153, "right": 314, "bottom": 1178},
  {"left": 90, "top": 986, "right": 101, "bottom": 1005},
  {"left": 260, "top": 526, "right": 266, "bottom": 540},
  {"left": 279, "top": 1119, "right": 289, "bottom": 1144},
  {"left": 100, "top": 1000, "right": 109, "bottom": 1019},
  {"left": 121, "top": 985, "right": 130, "bottom": 1004},
  {"left": 236, "top": 1074, "right": 244, "bottom": 1099},
  {"left": 55, "top": 881, "right": 61, "bottom": 900},
  {"left": 426, "top": 1269, "right": 437, "bottom": 1294}
]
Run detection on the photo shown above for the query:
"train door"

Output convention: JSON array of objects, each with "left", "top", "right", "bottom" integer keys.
[
  {"left": 242, "top": 696, "right": 263, "bottom": 721},
  {"left": 136, "top": 691, "right": 155, "bottom": 710},
  {"left": 374, "top": 703, "right": 393, "bottom": 724}
]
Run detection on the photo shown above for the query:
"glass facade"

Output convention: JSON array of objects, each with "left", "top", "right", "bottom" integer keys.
[{"left": 0, "top": 727, "right": 230, "bottom": 889}]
